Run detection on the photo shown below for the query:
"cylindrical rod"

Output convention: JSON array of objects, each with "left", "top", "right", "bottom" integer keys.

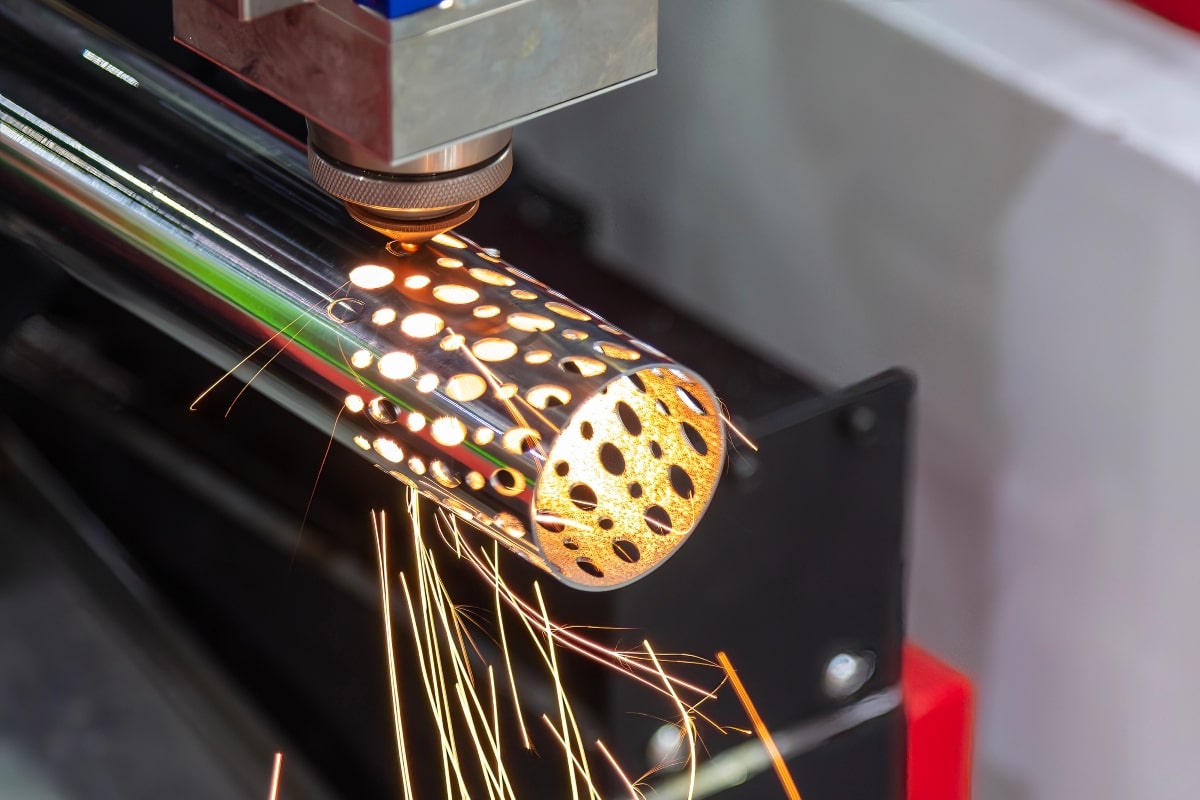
[{"left": 0, "top": 0, "right": 726, "bottom": 590}]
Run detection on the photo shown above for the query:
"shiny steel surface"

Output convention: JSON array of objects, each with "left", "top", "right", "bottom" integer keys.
[
  {"left": 173, "top": 0, "right": 658, "bottom": 167},
  {"left": 307, "top": 141, "right": 512, "bottom": 213},
  {"left": 0, "top": 0, "right": 722, "bottom": 591},
  {"left": 209, "top": 0, "right": 310, "bottom": 22},
  {"left": 308, "top": 126, "right": 513, "bottom": 176}
]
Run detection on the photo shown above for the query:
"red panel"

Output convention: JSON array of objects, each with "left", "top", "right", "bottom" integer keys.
[
  {"left": 903, "top": 644, "right": 973, "bottom": 800},
  {"left": 1127, "top": 1, "right": 1200, "bottom": 34}
]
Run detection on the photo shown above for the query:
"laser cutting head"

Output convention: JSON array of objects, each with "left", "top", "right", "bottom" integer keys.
[{"left": 173, "top": 0, "right": 658, "bottom": 242}]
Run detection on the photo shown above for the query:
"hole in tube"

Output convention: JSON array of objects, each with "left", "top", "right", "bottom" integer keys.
[
  {"left": 491, "top": 468, "right": 524, "bottom": 496},
  {"left": 569, "top": 483, "right": 598, "bottom": 512},
  {"left": 596, "top": 342, "right": 640, "bottom": 360},
  {"left": 612, "top": 539, "right": 640, "bottom": 564},
  {"left": 545, "top": 301, "right": 591, "bottom": 321},
  {"left": 676, "top": 385, "right": 707, "bottom": 414},
  {"left": 560, "top": 356, "right": 607, "bottom": 378},
  {"left": 616, "top": 401, "right": 642, "bottom": 436},
  {"left": 644, "top": 505, "right": 672, "bottom": 535},
  {"left": 669, "top": 465, "right": 695, "bottom": 500},
  {"left": 470, "top": 268, "right": 514, "bottom": 286},
  {"left": 367, "top": 397, "right": 399, "bottom": 424},
  {"left": 349, "top": 264, "right": 395, "bottom": 289},
  {"left": 538, "top": 513, "right": 566, "bottom": 534},
  {"left": 599, "top": 443, "right": 625, "bottom": 475},
  {"left": 681, "top": 422, "right": 708, "bottom": 456},
  {"left": 576, "top": 557, "right": 604, "bottom": 578},
  {"left": 527, "top": 385, "right": 571, "bottom": 409}
]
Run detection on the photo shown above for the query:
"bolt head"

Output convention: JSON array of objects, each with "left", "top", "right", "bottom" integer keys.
[
  {"left": 823, "top": 651, "right": 875, "bottom": 698},
  {"left": 843, "top": 405, "right": 879, "bottom": 446}
]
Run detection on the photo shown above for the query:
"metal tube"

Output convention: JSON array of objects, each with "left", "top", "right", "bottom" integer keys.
[{"left": 0, "top": 0, "right": 725, "bottom": 590}]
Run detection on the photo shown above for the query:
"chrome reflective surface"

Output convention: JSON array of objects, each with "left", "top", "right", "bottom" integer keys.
[
  {"left": 0, "top": 0, "right": 723, "bottom": 591},
  {"left": 174, "top": 0, "right": 657, "bottom": 166},
  {"left": 308, "top": 125, "right": 513, "bottom": 176}
]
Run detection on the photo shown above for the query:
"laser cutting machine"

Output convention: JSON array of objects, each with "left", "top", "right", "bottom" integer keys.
[
  {"left": 0, "top": 2, "right": 970, "bottom": 798},
  {"left": 174, "top": 0, "right": 656, "bottom": 243}
]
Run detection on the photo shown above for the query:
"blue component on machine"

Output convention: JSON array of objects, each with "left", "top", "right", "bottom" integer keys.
[{"left": 356, "top": 0, "right": 442, "bottom": 19}]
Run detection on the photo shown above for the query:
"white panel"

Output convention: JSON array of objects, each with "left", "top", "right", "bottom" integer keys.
[{"left": 519, "top": 0, "right": 1200, "bottom": 797}]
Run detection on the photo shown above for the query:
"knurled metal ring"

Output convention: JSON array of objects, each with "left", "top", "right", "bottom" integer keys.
[
  {"left": 344, "top": 201, "right": 479, "bottom": 245},
  {"left": 308, "top": 142, "right": 513, "bottom": 212}
]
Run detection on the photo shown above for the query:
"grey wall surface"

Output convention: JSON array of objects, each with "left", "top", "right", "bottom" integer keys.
[{"left": 516, "top": 0, "right": 1200, "bottom": 797}]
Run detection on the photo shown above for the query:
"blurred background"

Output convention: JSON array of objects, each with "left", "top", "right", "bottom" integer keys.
[
  {"left": 5, "top": 0, "right": 1200, "bottom": 798},
  {"left": 510, "top": 1, "right": 1200, "bottom": 797}
]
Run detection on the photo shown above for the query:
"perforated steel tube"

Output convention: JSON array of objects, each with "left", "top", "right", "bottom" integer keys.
[{"left": 0, "top": 0, "right": 725, "bottom": 590}]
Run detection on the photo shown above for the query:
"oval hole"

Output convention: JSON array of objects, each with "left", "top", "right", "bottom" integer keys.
[
  {"left": 628, "top": 482, "right": 643, "bottom": 499},
  {"left": 649, "top": 441, "right": 663, "bottom": 459},
  {"left": 560, "top": 356, "right": 607, "bottom": 378},
  {"left": 538, "top": 513, "right": 565, "bottom": 534},
  {"left": 669, "top": 465, "right": 695, "bottom": 499},
  {"left": 576, "top": 557, "right": 604, "bottom": 578},
  {"left": 681, "top": 422, "right": 708, "bottom": 456},
  {"left": 599, "top": 443, "right": 625, "bottom": 475},
  {"left": 598, "top": 517, "right": 614, "bottom": 531},
  {"left": 612, "top": 539, "right": 641, "bottom": 564},
  {"left": 569, "top": 484, "right": 598, "bottom": 512},
  {"left": 554, "top": 461, "right": 570, "bottom": 477},
  {"left": 627, "top": 373, "right": 646, "bottom": 393},
  {"left": 367, "top": 397, "right": 399, "bottom": 424},
  {"left": 644, "top": 505, "right": 673, "bottom": 535},
  {"left": 616, "top": 401, "right": 642, "bottom": 436},
  {"left": 490, "top": 468, "right": 524, "bottom": 497},
  {"left": 676, "top": 385, "right": 707, "bottom": 414},
  {"left": 580, "top": 421, "right": 594, "bottom": 440},
  {"left": 563, "top": 538, "right": 580, "bottom": 550}
]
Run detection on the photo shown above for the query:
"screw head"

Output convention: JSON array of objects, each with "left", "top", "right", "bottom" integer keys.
[
  {"left": 823, "top": 651, "right": 876, "bottom": 698},
  {"left": 842, "top": 405, "right": 879, "bottom": 447}
]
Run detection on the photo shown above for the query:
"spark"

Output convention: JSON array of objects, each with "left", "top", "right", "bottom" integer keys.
[
  {"left": 190, "top": 286, "right": 342, "bottom": 412},
  {"left": 455, "top": 681, "right": 506, "bottom": 800},
  {"left": 222, "top": 313, "right": 315, "bottom": 416},
  {"left": 401, "top": 506, "right": 470, "bottom": 800},
  {"left": 597, "top": 738, "right": 646, "bottom": 800},
  {"left": 372, "top": 512, "right": 416, "bottom": 800},
  {"left": 646, "top": 641, "right": 697, "bottom": 800},
  {"left": 293, "top": 405, "right": 343, "bottom": 569},
  {"left": 266, "top": 752, "right": 282, "bottom": 800},
  {"left": 719, "top": 406, "right": 759, "bottom": 452},
  {"left": 540, "top": 716, "right": 605, "bottom": 800},
  {"left": 717, "top": 651, "right": 801, "bottom": 800},
  {"left": 361, "top": 496, "right": 776, "bottom": 800},
  {"left": 398, "top": 564, "right": 470, "bottom": 799},
  {"left": 493, "top": 541, "right": 532, "bottom": 750},
  {"left": 534, "top": 581, "right": 593, "bottom": 800},
  {"left": 444, "top": 516, "right": 719, "bottom": 709},
  {"left": 447, "top": 326, "right": 551, "bottom": 459},
  {"left": 489, "top": 668, "right": 505, "bottom": 794}
]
